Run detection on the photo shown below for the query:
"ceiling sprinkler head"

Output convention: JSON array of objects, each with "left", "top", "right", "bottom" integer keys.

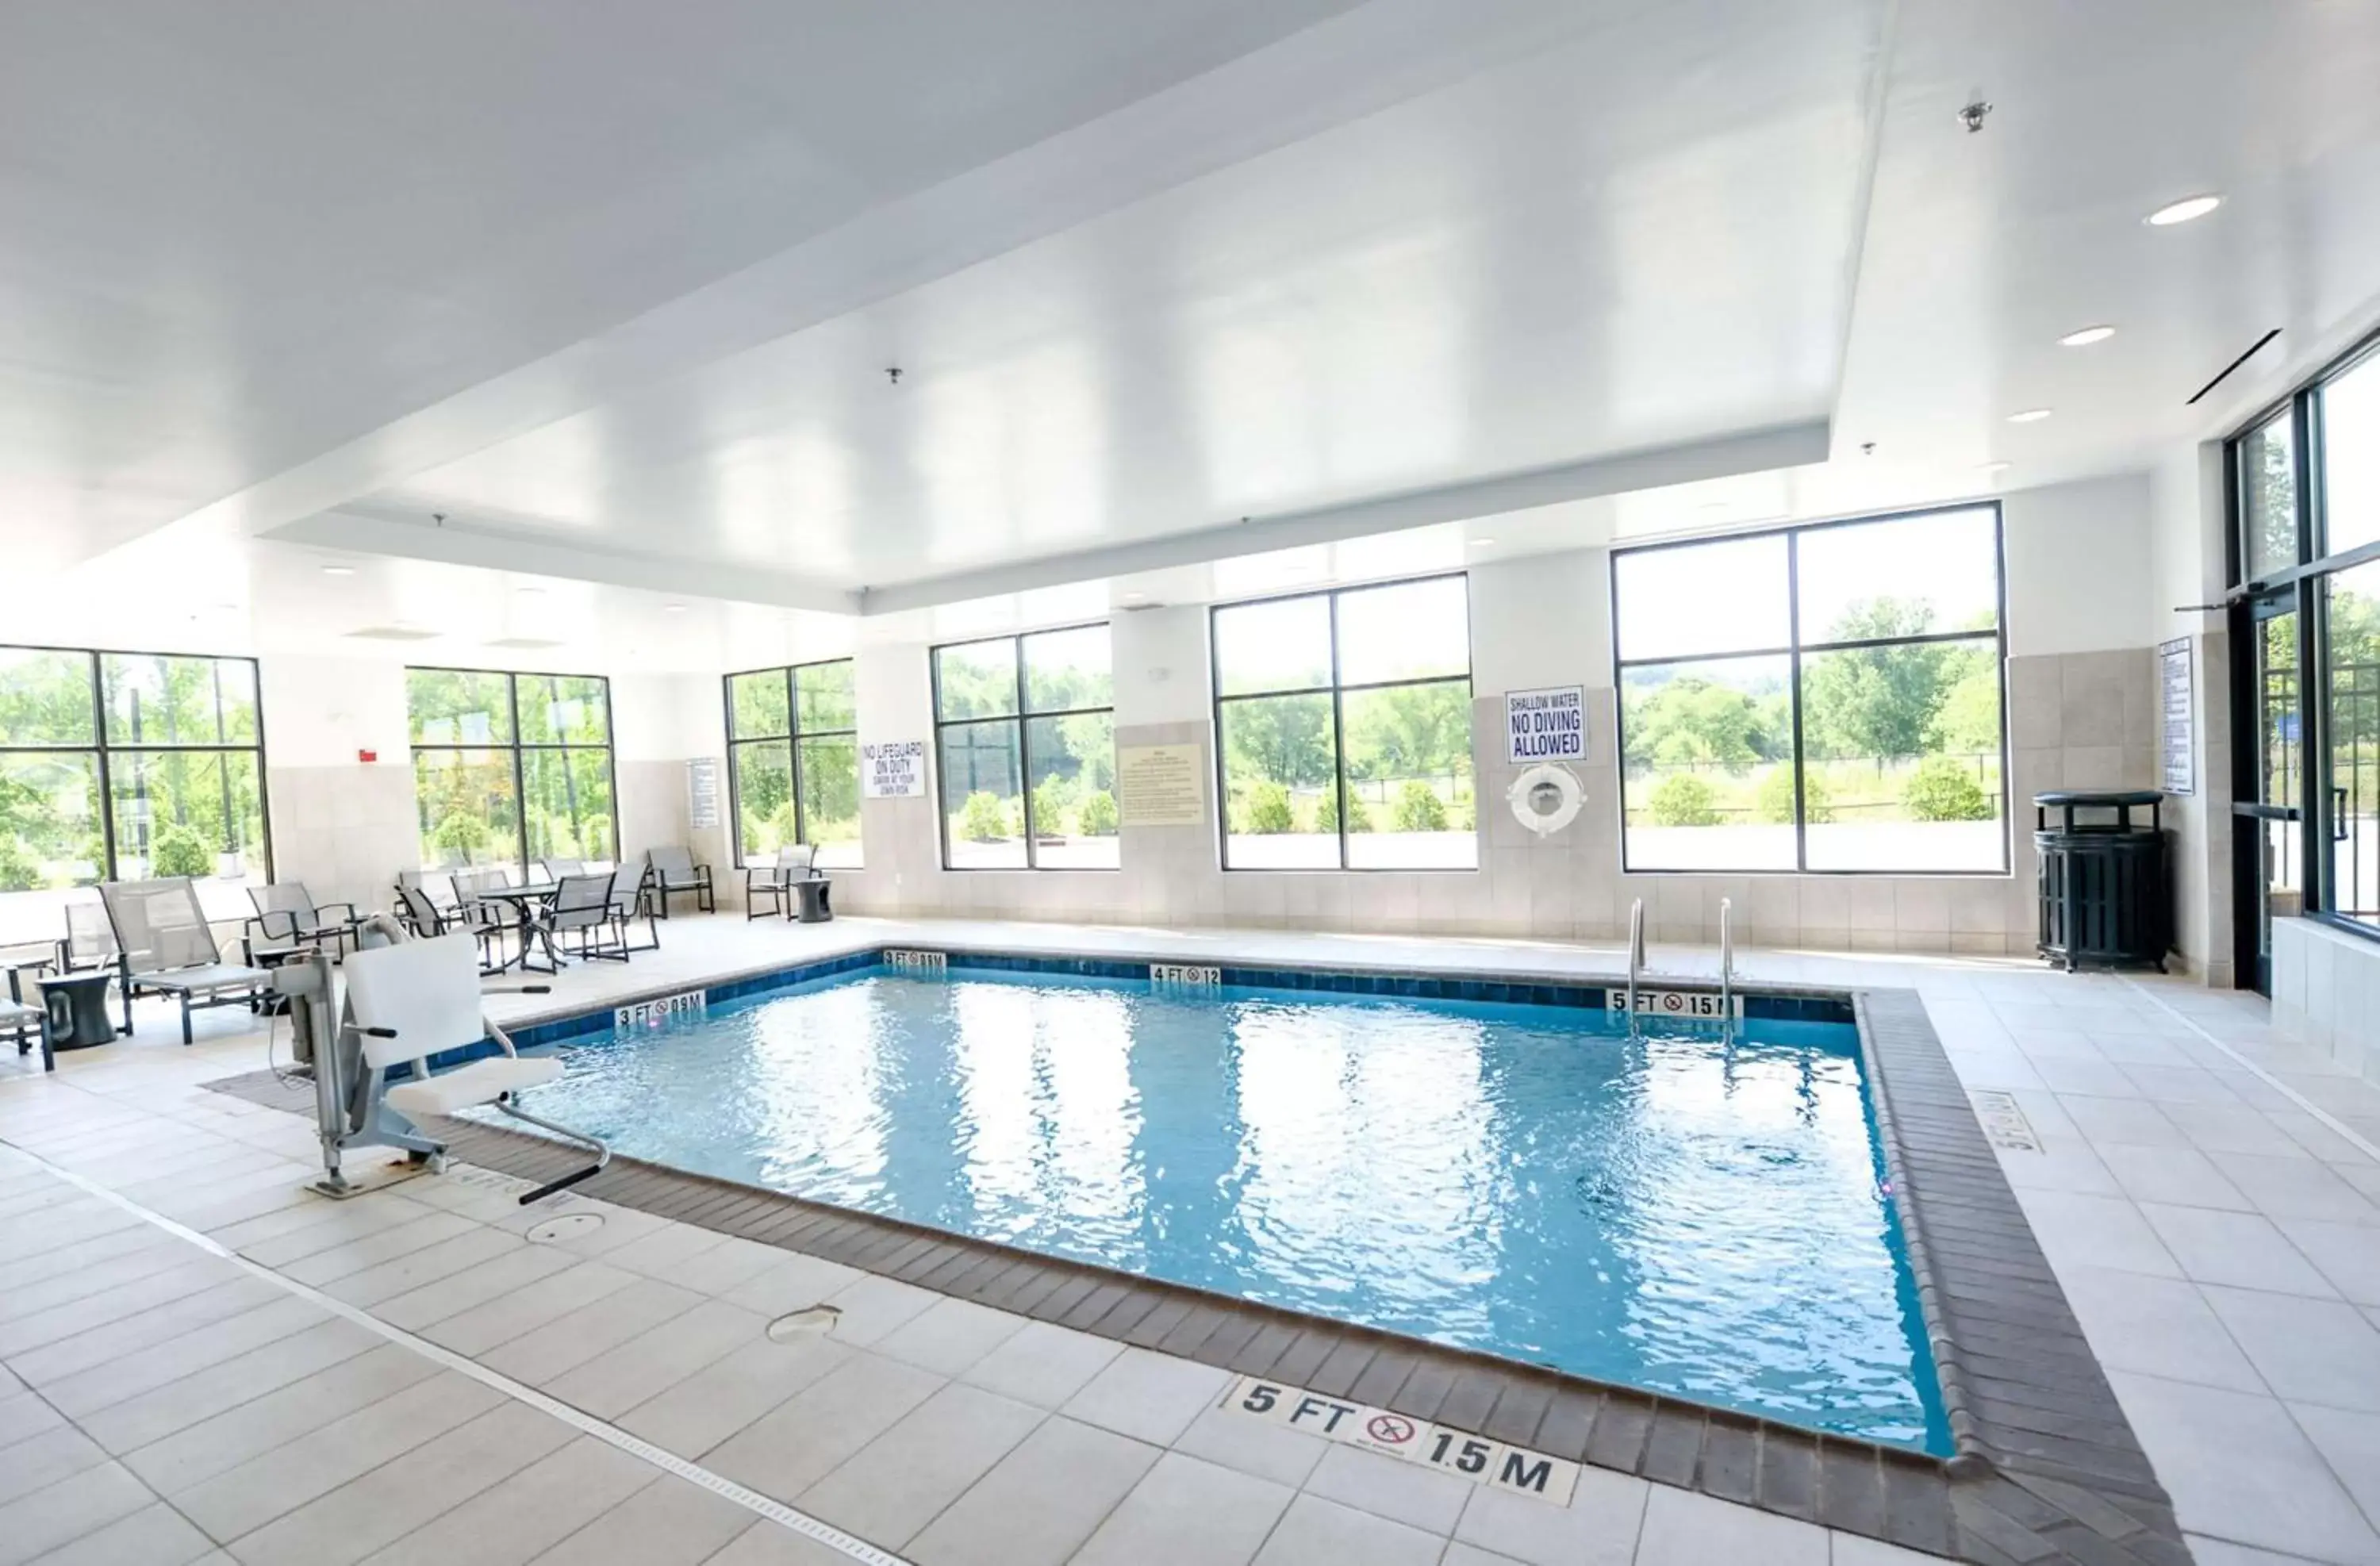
[
  {"left": 1860, "top": 441, "right": 1877, "bottom": 456},
  {"left": 885, "top": 367, "right": 902, "bottom": 386},
  {"left": 1958, "top": 99, "right": 1992, "bottom": 134}
]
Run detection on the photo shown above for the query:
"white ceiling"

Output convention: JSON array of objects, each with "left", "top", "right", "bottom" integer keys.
[{"left": 7, "top": 0, "right": 2380, "bottom": 655}]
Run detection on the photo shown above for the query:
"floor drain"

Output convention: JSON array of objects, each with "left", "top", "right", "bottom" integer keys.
[
  {"left": 524, "top": 1212, "right": 604, "bottom": 1244},
  {"left": 767, "top": 1304, "right": 842, "bottom": 1342}
]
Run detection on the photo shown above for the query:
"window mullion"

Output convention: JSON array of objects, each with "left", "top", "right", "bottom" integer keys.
[
  {"left": 1328, "top": 591, "right": 1348, "bottom": 869},
  {"left": 1787, "top": 532, "right": 1809, "bottom": 873}
]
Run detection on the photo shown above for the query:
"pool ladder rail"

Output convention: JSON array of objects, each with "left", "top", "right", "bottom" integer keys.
[{"left": 1622, "top": 896, "right": 1737, "bottom": 1034}]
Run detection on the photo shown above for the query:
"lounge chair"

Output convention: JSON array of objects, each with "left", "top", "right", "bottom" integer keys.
[
  {"left": 98, "top": 877, "right": 274, "bottom": 1045},
  {"left": 342, "top": 932, "right": 608, "bottom": 1204},
  {"left": 244, "top": 882, "right": 365, "bottom": 963},
  {"left": 535, "top": 857, "right": 585, "bottom": 883},
  {"left": 643, "top": 846, "right": 713, "bottom": 917}
]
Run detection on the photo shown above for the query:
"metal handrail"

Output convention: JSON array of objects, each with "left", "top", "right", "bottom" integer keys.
[
  {"left": 1718, "top": 896, "right": 1734, "bottom": 1024},
  {"left": 1626, "top": 897, "right": 1645, "bottom": 1015}
]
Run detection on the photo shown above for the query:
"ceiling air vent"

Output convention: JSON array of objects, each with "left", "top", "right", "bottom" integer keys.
[
  {"left": 344, "top": 626, "right": 442, "bottom": 643},
  {"left": 2187, "top": 328, "right": 2281, "bottom": 406}
]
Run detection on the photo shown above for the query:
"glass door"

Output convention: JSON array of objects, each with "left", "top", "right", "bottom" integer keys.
[{"left": 2236, "top": 597, "right": 2305, "bottom": 991}]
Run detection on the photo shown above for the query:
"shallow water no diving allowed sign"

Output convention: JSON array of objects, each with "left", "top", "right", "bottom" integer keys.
[{"left": 1224, "top": 1375, "right": 1580, "bottom": 1505}]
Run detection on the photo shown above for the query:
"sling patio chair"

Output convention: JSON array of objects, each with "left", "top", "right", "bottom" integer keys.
[
  {"left": 535, "top": 857, "right": 585, "bottom": 883},
  {"left": 771, "top": 843, "right": 831, "bottom": 922},
  {"left": 244, "top": 881, "right": 366, "bottom": 964},
  {"left": 395, "top": 870, "right": 462, "bottom": 935},
  {"left": 398, "top": 882, "right": 509, "bottom": 973},
  {"left": 744, "top": 850, "right": 793, "bottom": 919},
  {"left": 607, "top": 862, "right": 661, "bottom": 954},
  {"left": 98, "top": 877, "right": 274, "bottom": 1044},
  {"left": 643, "top": 846, "right": 714, "bottom": 917},
  {"left": 536, "top": 870, "right": 631, "bottom": 962},
  {"left": 57, "top": 899, "right": 129, "bottom": 1033}
]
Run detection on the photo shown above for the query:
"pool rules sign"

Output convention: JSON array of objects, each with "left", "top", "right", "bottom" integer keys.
[{"left": 1507, "top": 685, "right": 1586, "bottom": 765}]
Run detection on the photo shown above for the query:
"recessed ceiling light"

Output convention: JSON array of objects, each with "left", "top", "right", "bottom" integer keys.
[
  {"left": 2059, "top": 324, "right": 2117, "bottom": 347},
  {"left": 322, "top": 565, "right": 355, "bottom": 577},
  {"left": 1471, "top": 537, "right": 1498, "bottom": 548},
  {"left": 1977, "top": 461, "right": 2013, "bottom": 474},
  {"left": 515, "top": 586, "right": 545, "bottom": 597},
  {"left": 2006, "top": 408, "right": 2054, "bottom": 424},
  {"left": 662, "top": 603, "right": 687, "bottom": 613},
  {"left": 2146, "top": 194, "right": 2221, "bottom": 227},
  {"left": 1120, "top": 592, "right": 1146, "bottom": 602}
]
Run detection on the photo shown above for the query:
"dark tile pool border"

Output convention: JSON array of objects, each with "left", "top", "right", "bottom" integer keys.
[{"left": 209, "top": 957, "right": 2186, "bottom": 1565}]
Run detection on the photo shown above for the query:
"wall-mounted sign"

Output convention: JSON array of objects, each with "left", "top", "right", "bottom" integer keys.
[
  {"left": 1506, "top": 685, "right": 1586, "bottom": 765},
  {"left": 1119, "top": 744, "right": 1205, "bottom": 826},
  {"left": 685, "top": 758, "right": 721, "bottom": 831},
  {"left": 862, "top": 740, "right": 928, "bottom": 799},
  {"left": 2159, "top": 638, "right": 2194, "bottom": 796}
]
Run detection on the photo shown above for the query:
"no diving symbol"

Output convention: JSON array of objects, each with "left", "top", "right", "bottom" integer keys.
[{"left": 1367, "top": 1413, "right": 1416, "bottom": 1447}]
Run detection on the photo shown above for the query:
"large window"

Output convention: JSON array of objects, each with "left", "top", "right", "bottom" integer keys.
[
  {"left": 1212, "top": 575, "right": 1476, "bottom": 871},
  {"left": 0, "top": 646, "right": 271, "bottom": 938},
  {"left": 2232, "top": 334, "right": 2380, "bottom": 947},
  {"left": 725, "top": 658, "right": 860, "bottom": 869},
  {"left": 1612, "top": 507, "right": 2007, "bottom": 874},
  {"left": 934, "top": 626, "right": 1116, "bottom": 870},
  {"left": 408, "top": 669, "right": 616, "bottom": 873}
]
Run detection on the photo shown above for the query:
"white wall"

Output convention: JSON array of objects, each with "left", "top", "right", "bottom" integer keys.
[
  {"left": 259, "top": 655, "right": 420, "bottom": 915},
  {"left": 252, "top": 658, "right": 721, "bottom": 916},
  {"left": 2146, "top": 442, "right": 2236, "bottom": 985},
  {"left": 2003, "top": 473, "right": 2157, "bottom": 656}
]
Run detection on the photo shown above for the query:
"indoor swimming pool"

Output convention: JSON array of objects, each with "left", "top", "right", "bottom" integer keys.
[{"left": 495, "top": 961, "right": 1951, "bottom": 1453}]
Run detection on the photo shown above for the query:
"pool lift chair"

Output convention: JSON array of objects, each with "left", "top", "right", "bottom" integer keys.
[{"left": 274, "top": 926, "right": 608, "bottom": 1204}]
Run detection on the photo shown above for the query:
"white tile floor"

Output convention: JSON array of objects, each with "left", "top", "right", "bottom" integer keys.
[{"left": 0, "top": 914, "right": 2374, "bottom": 1564}]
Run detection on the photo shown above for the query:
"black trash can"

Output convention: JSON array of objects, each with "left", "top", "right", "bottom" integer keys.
[{"left": 2033, "top": 790, "right": 2169, "bottom": 972}]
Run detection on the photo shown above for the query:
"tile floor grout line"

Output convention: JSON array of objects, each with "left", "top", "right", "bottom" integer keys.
[
  {"left": 3, "top": 1144, "right": 913, "bottom": 1566},
  {"left": 2121, "top": 979, "right": 2380, "bottom": 1165}
]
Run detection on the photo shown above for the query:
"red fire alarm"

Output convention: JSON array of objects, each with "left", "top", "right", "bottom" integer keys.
[{"left": 358, "top": 748, "right": 378, "bottom": 764}]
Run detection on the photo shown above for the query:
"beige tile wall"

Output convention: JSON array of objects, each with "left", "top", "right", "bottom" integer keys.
[{"left": 830, "top": 649, "right": 2170, "bottom": 961}]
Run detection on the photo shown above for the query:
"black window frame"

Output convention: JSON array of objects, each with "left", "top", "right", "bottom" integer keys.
[
  {"left": 720, "top": 657, "right": 860, "bottom": 869},
  {"left": 1609, "top": 502, "right": 2012, "bottom": 877},
  {"left": 2225, "top": 324, "right": 2380, "bottom": 964},
  {"left": 930, "top": 624, "right": 1118, "bottom": 872},
  {"left": 404, "top": 665, "right": 619, "bottom": 877},
  {"left": 1209, "top": 571, "right": 1477, "bottom": 873},
  {"left": 0, "top": 642, "right": 276, "bottom": 894}
]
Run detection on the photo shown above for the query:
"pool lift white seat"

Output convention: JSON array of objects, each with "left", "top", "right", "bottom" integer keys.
[{"left": 288, "top": 931, "right": 608, "bottom": 1204}]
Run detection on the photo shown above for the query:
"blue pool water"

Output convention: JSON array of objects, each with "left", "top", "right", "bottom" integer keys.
[{"left": 504, "top": 965, "right": 1948, "bottom": 1452}]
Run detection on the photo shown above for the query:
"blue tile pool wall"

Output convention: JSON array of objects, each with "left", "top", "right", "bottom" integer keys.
[{"left": 446, "top": 946, "right": 1856, "bottom": 1073}]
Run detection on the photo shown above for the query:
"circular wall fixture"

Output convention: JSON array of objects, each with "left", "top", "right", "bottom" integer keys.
[
  {"left": 1508, "top": 764, "right": 1584, "bottom": 837},
  {"left": 767, "top": 1304, "right": 843, "bottom": 1342},
  {"left": 524, "top": 1212, "right": 605, "bottom": 1245}
]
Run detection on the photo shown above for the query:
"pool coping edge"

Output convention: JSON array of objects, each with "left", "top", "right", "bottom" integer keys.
[{"left": 206, "top": 954, "right": 2189, "bottom": 1566}]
